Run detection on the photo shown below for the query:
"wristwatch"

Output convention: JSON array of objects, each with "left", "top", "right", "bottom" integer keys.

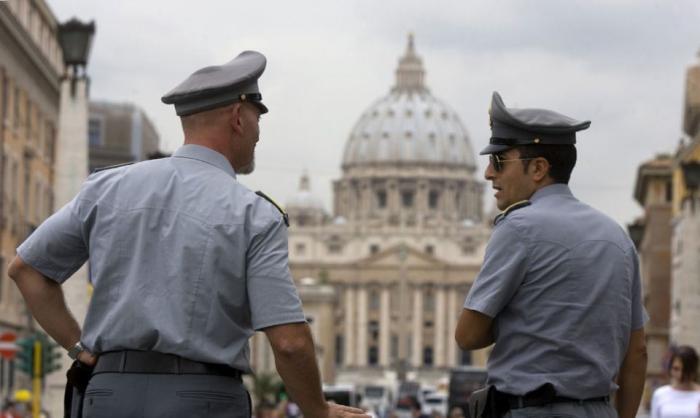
[{"left": 67, "top": 341, "right": 85, "bottom": 360}]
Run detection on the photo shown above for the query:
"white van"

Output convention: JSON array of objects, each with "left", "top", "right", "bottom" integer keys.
[
  {"left": 422, "top": 392, "right": 448, "bottom": 417},
  {"left": 361, "top": 385, "right": 392, "bottom": 417}
]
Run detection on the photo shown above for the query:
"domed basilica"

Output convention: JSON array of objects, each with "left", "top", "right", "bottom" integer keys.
[{"left": 250, "top": 36, "right": 491, "bottom": 387}]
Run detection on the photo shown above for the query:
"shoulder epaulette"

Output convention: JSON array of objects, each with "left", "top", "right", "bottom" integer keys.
[
  {"left": 92, "top": 162, "right": 134, "bottom": 174},
  {"left": 493, "top": 200, "right": 531, "bottom": 226},
  {"left": 255, "top": 191, "right": 290, "bottom": 227}
]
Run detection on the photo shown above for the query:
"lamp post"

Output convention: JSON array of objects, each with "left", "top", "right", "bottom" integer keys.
[
  {"left": 44, "top": 16, "right": 96, "bottom": 418},
  {"left": 57, "top": 18, "right": 95, "bottom": 96}
]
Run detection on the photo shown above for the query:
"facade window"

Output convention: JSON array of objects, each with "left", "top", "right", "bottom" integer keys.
[
  {"left": 369, "top": 320, "right": 379, "bottom": 341},
  {"left": 665, "top": 180, "right": 672, "bottom": 203},
  {"left": 425, "top": 245, "right": 434, "bottom": 255},
  {"left": 370, "top": 244, "right": 380, "bottom": 255},
  {"left": 423, "top": 320, "right": 433, "bottom": 328},
  {"left": 25, "top": 100, "right": 31, "bottom": 137},
  {"left": 11, "top": 159, "right": 19, "bottom": 205},
  {"left": 88, "top": 118, "right": 102, "bottom": 146},
  {"left": 34, "top": 181, "right": 41, "bottom": 222},
  {"left": 328, "top": 236, "right": 343, "bottom": 254},
  {"left": 45, "top": 122, "right": 55, "bottom": 163},
  {"left": 368, "top": 346, "right": 378, "bottom": 365},
  {"left": 14, "top": 86, "right": 20, "bottom": 129},
  {"left": 295, "top": 243, "right": 306, "bottom": 255},
  {"left": 376, "top": 190, "right": 387, "bottom": 209},
  {"left": 424, "top": 291, "right": 435, "bottom": 312},
  {"left": 370, "top": 290, "right": 380, "bottom": 310},
  {"left": 335, "top": 335, "right": 344, "bottom": 365},
  {"left": 429, "top": 190, "right": 440, "bottom": 209},
  {"left": 423, "top": 346, "right": 434, "bottom": 366},
  {"left": 401, "top": 191, "right": 414, "bottom": 208}
]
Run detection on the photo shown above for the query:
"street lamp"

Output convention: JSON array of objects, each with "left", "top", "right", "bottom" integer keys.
[
  {"left": 626, "top": 221, "right": 645, "bottom": 249},
  {"left": 58, "top": 18, "right": 95, "bottom": 95}
]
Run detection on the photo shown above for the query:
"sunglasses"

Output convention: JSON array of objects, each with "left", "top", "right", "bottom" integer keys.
[{"left": 489, "top": 154, "right": 538, "bottom": 172}]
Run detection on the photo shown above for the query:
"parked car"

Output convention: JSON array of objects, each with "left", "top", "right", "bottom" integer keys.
[{"left": 422, "top": 392, "right": 448, "bottom": 417}]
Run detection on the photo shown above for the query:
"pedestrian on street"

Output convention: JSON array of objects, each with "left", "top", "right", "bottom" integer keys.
[
  {"left": 8, "top": 50, "right": 369, "bottom": 418},
  {"left": 650, "top": 345, "right": 700, "bottom": 418},
  {"left": 455, "top": 92, "right": 648, "bottom": 418}
]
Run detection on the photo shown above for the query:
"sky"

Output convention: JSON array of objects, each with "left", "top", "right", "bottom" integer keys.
[{"left": 51, "top": 0, "right": 700, "bottom": 226}]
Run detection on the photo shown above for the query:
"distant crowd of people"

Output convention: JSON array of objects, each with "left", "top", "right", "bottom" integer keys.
[{"left": 247, "top": 344, "right": 700, "bottom": 418}]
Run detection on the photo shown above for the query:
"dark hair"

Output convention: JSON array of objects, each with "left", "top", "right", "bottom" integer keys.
[
  {"left": 514, "top": 144, "right": 577, "bottom": 184},
  {"left": 669, "top": 345, "right": 699, "bottom": 382}
]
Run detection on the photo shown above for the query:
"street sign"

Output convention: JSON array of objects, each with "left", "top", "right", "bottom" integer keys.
[{"left": 0, "top": 332, "right": 18, "bottom": 359}]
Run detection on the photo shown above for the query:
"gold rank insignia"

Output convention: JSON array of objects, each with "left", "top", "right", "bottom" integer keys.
[
  {"left": 493, "top": 200, "right": 531, "bottom": 226},
  {"left": 255, "top": 191, "right": 290, "bottom": 227}
]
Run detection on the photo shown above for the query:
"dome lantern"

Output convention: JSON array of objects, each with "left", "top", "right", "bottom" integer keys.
[{"left": 392, "top": 33, "right": 428, "bottom": 94}]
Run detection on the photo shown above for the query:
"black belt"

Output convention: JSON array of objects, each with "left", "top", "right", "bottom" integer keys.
[
  {"left": 495, "top": 385, "right": 609, "bottom": 411},
  {"left": 93, "top": 350, "right": 242, "bottom": 380}
]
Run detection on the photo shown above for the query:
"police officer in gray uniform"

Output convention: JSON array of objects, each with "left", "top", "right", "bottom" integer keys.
[
  {"left": 9, "top": 51, "right": 369, "bottom": 418},
  {"left": 455, "top": 92, "right": 648, "bottom": 418}
]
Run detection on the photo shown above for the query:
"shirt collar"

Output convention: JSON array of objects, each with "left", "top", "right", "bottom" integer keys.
[
  {"left": 172, "top": 144, "right": 237, "bottom": 179},
  {"left": 530, "top": 183, "right": 573, "bottom": 203}
]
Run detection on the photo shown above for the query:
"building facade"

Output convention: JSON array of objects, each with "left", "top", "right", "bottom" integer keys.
[
  {"left": 670, "top": 50, "right": 700, "bottom": 351},
  {"left": 88, "top": 100, "right": 161, "bottom": 172},
  {"left": 250, "top": 36, "right": 490, "bottom": 388},
  {"left": 0, "top": 0, "right": 63, "bottom": 399},
  {"left": 630, "top": 154, "right": 673, "bottom": 408}
]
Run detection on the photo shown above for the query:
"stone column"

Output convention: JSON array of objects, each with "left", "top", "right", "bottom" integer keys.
[
  {"left": 411, "top": 286, "right": 423, "bottom": 367},
  {"left": 46, "top": 68, "right": 91, "bottom": 415},
  {"left": 344, "top": 286, "right": 356, "bottom": 366},
  {"left": 356, "top": 286, "right": 368, "bottom": 366},
  {"left": 434, "top": 286, "right": 446, "bottom": 367},
  {"left": 379, "top": 287, "right": 391, "bottom": 366},
  {"left": 446, "top": 287, "right": 460, "bottom": 367}
]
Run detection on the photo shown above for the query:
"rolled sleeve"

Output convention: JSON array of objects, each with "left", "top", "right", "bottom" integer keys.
[
  {"left": 247, "top": 216, "right": 305, "bottom": 330},
  {"left": 464, "top": 221, "right": 530, "bottom": 318},
  {"left": 16, "top": 197, "right": 89, "bottom": 283}
]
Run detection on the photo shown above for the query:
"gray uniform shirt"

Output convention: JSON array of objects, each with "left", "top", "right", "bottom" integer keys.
[
  {"left": 464, "top": 184, "right": 648, "bottom": 398},
  {"left": 17, "top": 144, "right": 305, "bottom": 372}
]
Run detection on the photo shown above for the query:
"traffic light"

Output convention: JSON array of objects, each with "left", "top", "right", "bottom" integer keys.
[
  {"left": 41, "top": 338, "right": 62, "bottom": 375},
  {"left": 16, "top": 336, "right": 35, "bottom": 376}
]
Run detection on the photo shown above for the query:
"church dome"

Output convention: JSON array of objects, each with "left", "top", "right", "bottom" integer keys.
[
  {"left": 342, "top": 35, "right": 477, "bottom": 170},
  {"left": 286, "top": 172, "right": 325, "bottom": 211}
]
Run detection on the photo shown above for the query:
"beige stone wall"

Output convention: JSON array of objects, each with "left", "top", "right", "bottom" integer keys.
[
  {"left": 0, "top": 0, "right": 60, "bottom": 333},
  {"left": 632, "top": 157, "right": 673, "bottom": 406}
]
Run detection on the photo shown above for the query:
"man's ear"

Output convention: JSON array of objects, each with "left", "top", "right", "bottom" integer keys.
[
  {"left": 229, "top": 103, "right": 244, "bottom": 135},
  {"left": 531, "top": 157, "right": 550, "bottom": 182}
]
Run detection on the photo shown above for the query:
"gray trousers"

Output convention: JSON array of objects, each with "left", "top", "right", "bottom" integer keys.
[
  {"left": 79, "top": 372, "right": 250, "bottom": 418},
  {"left": 503, "top": 401, "right": 617, "bottom": 418}
]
